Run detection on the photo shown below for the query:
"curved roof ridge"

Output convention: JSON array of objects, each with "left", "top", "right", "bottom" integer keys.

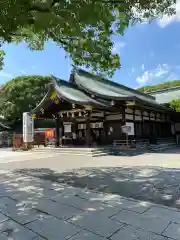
[
  {"left": 30, "top": 76, "right": 110, "bottom": 115},
  {"left": 73, "top": 67, "right": 155, "bottom": 100}
]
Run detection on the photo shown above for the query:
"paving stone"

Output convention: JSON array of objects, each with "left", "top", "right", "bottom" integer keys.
[
  {"left": 35, "top": 198, "right": 84, "bottom": 220},
  {"left": 163, "top": 222, "right": 180, "bottom": 239},
  {"left": 0, "top": 197, "right": 17, "bottom": 211},
  {"left": 68, "top": 210, "right": 123, "bottom": 238},
  {"left": 104, "top": 195, "right": 151, "bottom": 213},
  {"left": 52, "top": 185, "right": 87, "bottom": 197},
  {"left": 52, "top": 194, "right": 117, "bottom": 213},
  {"left": 27, "top": 216, "right": 81, "bottom": 240},
  {"left": 69, "top": 230, "right": 106, "bottom": 239},
  {"left": 35, "top": 188, "right": 64, "bottom": 199},
  {"left": 0, "top": 202, "right": 48, "bottom": 225},
  {"left": 111, "top": 209, "right": 170, "bottom": 234},
  {"left": 0, "top": 220, "right": 39, "bottom": 239},
  {"left": 0, "top": 213, "right": 8, "bottom": 223},
  {"left": 75, "top": 190, "right": 111, "bottom": 202},
  {"left": 6, "top": 191, "right": 43, "bottom": 204},
  {"left": 110, "top": 224, "right": 168, "bottom": 240},
  {"left": 144, "top": 206, "right": 180, "bottom": 223}
]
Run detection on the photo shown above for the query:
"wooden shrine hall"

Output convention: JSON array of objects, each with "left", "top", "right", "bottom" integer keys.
[{"left": 30, "top": 67, "right": 177, "bottom": 147}]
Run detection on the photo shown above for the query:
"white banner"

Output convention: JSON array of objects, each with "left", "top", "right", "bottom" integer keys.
[
  {"left": 122, "top": 122, "right": 134, "bottom": 135},
  {"left": 23, "top": 112, "right": 34, "bottom": 142}
]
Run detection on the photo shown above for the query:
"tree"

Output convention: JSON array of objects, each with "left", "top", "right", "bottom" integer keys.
[
  {"left": 0, "top": 0, "right": 175, "bottom": 76},
  {"left": 0, "top": 75, "right": 53, "bottom": 126},
  {"left": 169, "top": 99, "right": 180, "bottom": 112},
  {"left": 137, "top": 80, "right": 180, "bottom": 93}
]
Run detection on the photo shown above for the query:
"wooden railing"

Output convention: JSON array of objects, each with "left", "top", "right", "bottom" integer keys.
[
  {"left": 113, "top": 139, "right": 149, "bottom": 149},
  {"left": 113, "top": 139, "right": 130, "bottom": 147}
]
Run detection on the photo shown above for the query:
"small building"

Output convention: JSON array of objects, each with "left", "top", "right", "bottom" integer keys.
[{"left": 29, "top": 67, "right": 177, "bottom": 147}]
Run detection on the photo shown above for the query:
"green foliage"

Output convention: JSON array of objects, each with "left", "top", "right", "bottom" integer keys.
[
  {"left": 168, "top": 99, "right": 180, "bottom": 112},
  {"left": 137, "top": 80, "right": 180, "bottom": 93},
  {"left": 0, "top": 75, "right": 53, "bottom": 124},
  {"left": 0, "top": 50, "right": 5, "bottom": 71},
  {"left": 0, "top": 0, "right": 175, "bottom": 76}
]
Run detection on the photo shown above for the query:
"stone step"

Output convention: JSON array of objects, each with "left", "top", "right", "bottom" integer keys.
[{"left": 32, "top": 147, "right": 110, "bottom": 157}]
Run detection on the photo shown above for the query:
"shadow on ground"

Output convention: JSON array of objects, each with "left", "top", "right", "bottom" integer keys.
[{"left": 15, "top": 165, "right": 180, "bottom": 209}]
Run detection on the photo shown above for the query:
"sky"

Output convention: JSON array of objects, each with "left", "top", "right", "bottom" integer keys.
[{"left": 1, "top": 3, "right": 180, "bottom": 89}]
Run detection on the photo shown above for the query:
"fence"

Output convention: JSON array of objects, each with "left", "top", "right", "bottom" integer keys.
[
  {"left": 113, "top": 139, "right": 149, "bottom": 149},
  {"left": 12, "top": 132, "right": 46, "bottom": 150},
  {"left": 12, "top": 134, "right": 23, "bottom": 150}
]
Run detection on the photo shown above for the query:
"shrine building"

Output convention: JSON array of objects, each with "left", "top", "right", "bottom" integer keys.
[{"left": 29, "top": 67, "right": 177, "bottom": 147}]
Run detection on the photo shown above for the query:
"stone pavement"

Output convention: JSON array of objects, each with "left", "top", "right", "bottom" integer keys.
[
  {"left": 2, "top": 149, "right": 180, "bottom": 208},
  {"left": 0, "top": 171, "right": 180, "bottom": 239}
]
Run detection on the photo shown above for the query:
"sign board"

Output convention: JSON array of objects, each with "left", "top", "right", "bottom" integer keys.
[
  {"left": 64, "top": 124, "right": 72, "bottom": 133},
  {"left": 23, "top": 112, "right": 34, "bottom": 143},
  {"left": 121, "top": 122, "right": 134, "bottom": 136}
]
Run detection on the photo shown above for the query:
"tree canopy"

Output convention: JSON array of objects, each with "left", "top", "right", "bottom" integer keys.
[
  {"left": 0, "top": 75, "right": 53, "bottom": 125},
  {"left": 0, "top": 0, "right": 175, "bottom": 76},
  {"left": 137, "top": 80, "right": 180, "bottom": 93},
  {"left": 167, "top": 99, "right": 180, "bottom": 112}
]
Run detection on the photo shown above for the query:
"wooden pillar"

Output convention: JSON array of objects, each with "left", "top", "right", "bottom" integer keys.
[
  {"left": 154, "top": 112, "right": 157, "bottom": 138},
  {"left": 59, "top": 120, "right": 64, "bottom": 145},
  {"left": 133, "top": 108, "right": 136, "bottom": 138},
  {"left": 141, "top": 110, "right": 144, "bottom": 137},
  {"left": 122, "top": 106, "right": 126, "bottom": 125},
  {"left": 55, "top": 117, "right": 60, "bottom": 147},
  {"left": 72, "top": 120, "right": 77, "bottom": 145},
  {"left": 85, "top": 111, "right": 91, "bottom": 147},
  {"left": 103, "top": 112, "right": 108, "bottom": 144},
  {"left": 122, "top": 106, "right": 126, "bottom": 140}
]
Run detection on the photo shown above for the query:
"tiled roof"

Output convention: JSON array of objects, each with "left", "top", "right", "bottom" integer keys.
[
  {"left": 30, "top": 68, "right": 173, "bottom": 114},
  {"left": 149, "top": 87, "right": 180, "bottom": 104},
  {"left": 71, "top": 68, "right": 157, "bottom": 104}
]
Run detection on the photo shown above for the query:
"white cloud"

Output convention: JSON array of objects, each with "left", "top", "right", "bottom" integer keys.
[
  {"left": 157, "top": 0, "right": 180, "bottom": 28},
  {"left": 141, "top": 64, "right": 145, "bottom": 70},
  {"left": 0, "top": 71, "right": 13, "bottom": 78},
  {"left": 112, "top": 41, "right": 126, "bottom": 53},
  {"left": 136, "top": 64, "right": 170, "bottom": 85}
]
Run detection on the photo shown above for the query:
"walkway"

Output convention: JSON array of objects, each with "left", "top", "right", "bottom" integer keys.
[{"left": 0, "top": 170, "right": 179, "bottom": 239}]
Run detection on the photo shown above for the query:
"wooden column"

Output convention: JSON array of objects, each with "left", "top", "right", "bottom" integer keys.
[
  {"left": 59, "top": 120, "right": 64, "bottom": 146},
  {"left": 141, "top": 110, "right": 144, "bottom": 137},
  {"left": 55, "top": 117, "right": 60, "bottom": 147},
  {"left": 122, "top": 106, "right": 126, "bottom": 140},
  {"left": 103, "top": 112, "right": 108, "bottom": 144},
  {"left": 133, "top": 108, "right": 136, "bottom": 138},
  {"left": 122, "top": 106, "right": 126, "bottom": 125},
  {"left": 154, "top": 112, "right": 157, "bottom": 138},
  {"left": 72, "top": 119, "right": 77, "bottom": 145},
  {"left": 85, "top": 111, "right": 91, "bottom": 147}
]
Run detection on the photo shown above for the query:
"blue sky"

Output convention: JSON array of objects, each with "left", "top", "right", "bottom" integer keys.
[{"left": 1, "top": 11, "right": 180, "bottom": 88}]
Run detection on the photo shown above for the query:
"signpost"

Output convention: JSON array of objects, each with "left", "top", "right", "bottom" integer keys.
[
  {"left": 121, "top": 122, "right": 135, "bottom": 146},
  {"left": 23, "top": 112, "right": 34, "bottom": 148}
]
